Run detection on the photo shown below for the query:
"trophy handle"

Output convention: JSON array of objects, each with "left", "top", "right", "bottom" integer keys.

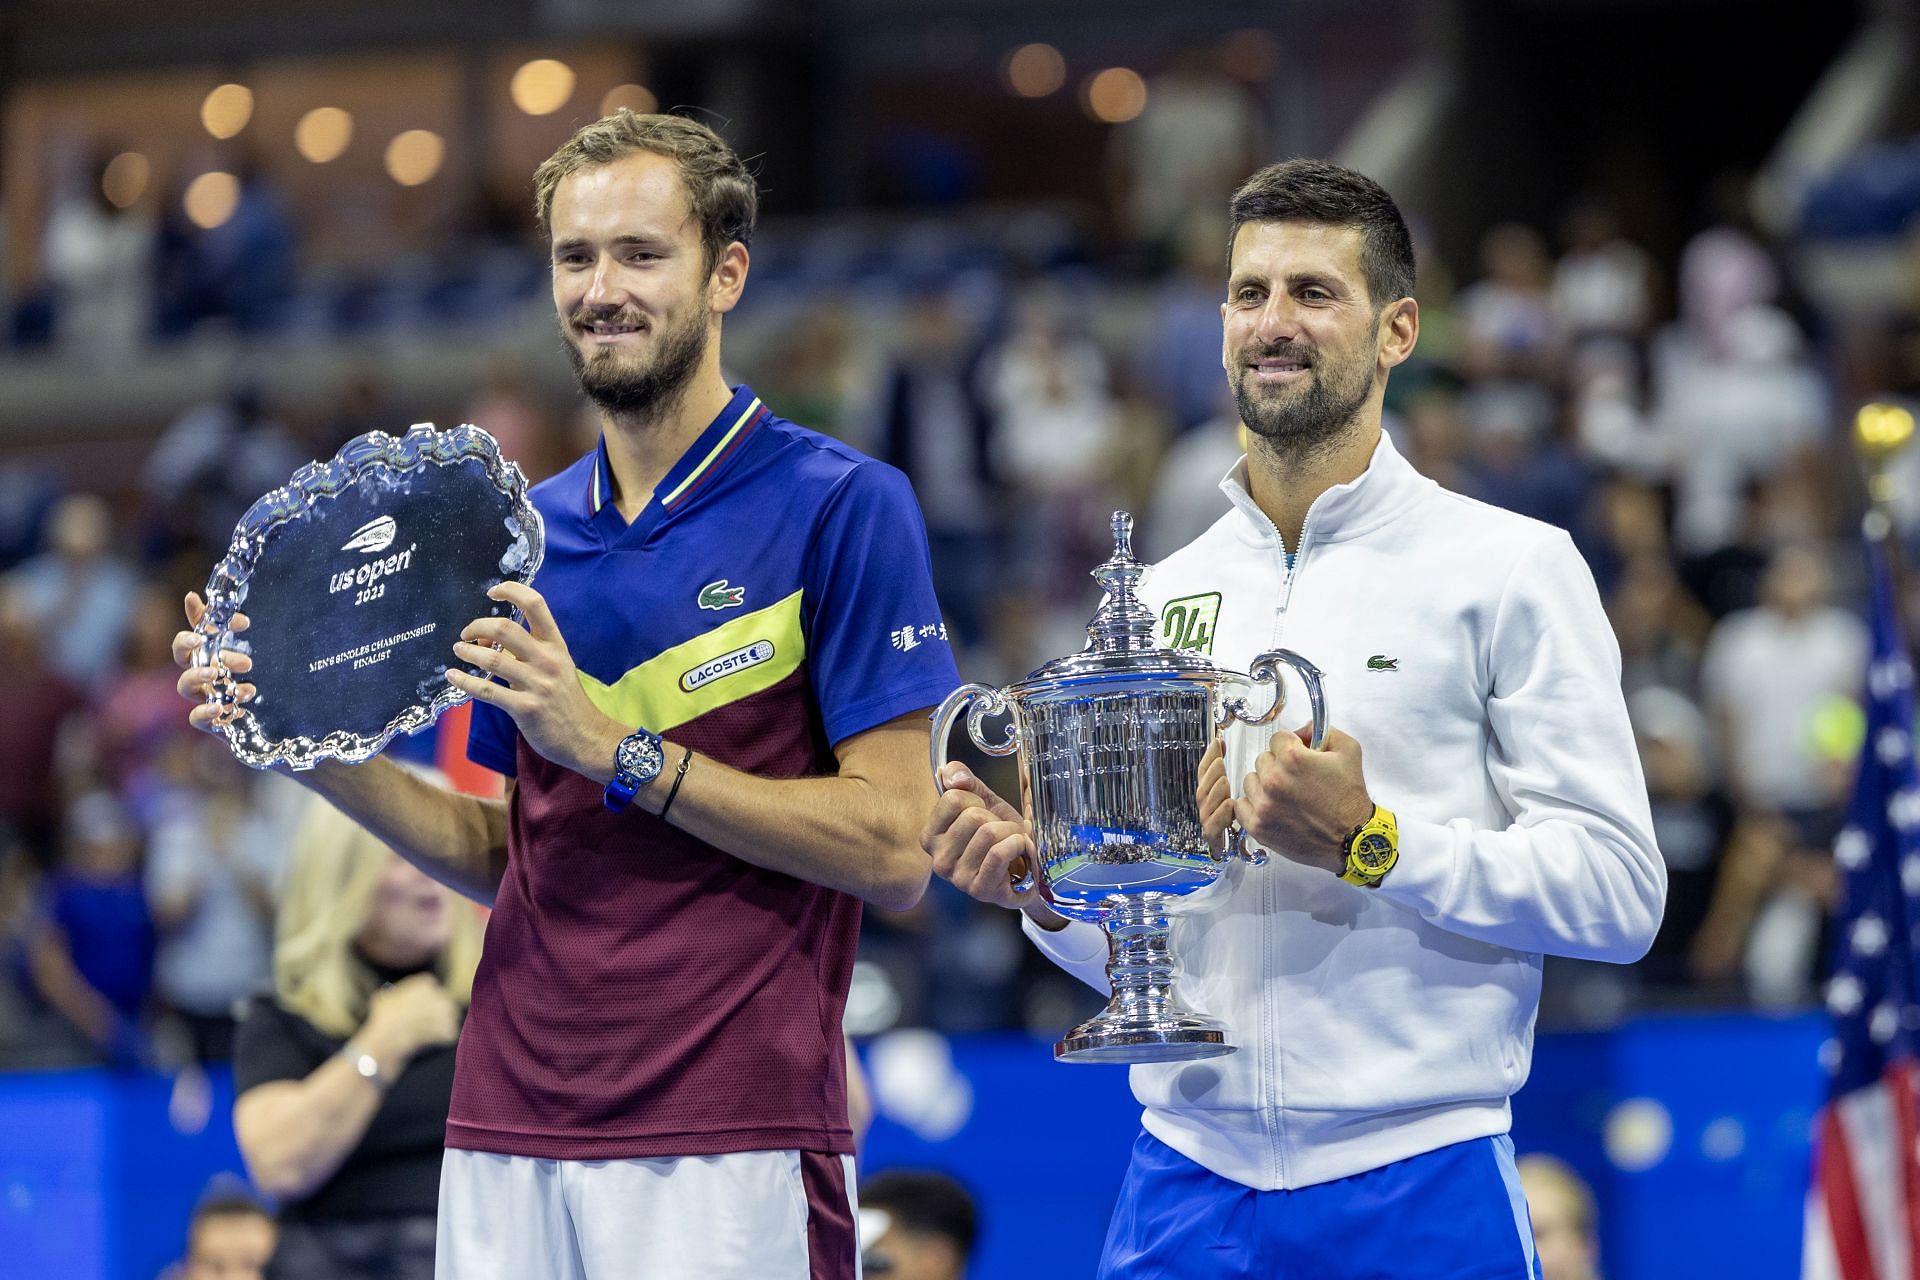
[
  {"left": 928, "top": 683, "right": 1030, "bottom": 892},
  {"left": 1215, "top": 650, "right": 1331, "bottom": 865},
  {"left": 930, "top": 683, "right": 1018, "bottom": 786}
]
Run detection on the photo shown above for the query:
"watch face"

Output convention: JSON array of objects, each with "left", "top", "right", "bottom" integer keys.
[
  {"left": 616, "top": 732, "right": 664, "bottom": 780},
  {"left": 1353, "top": 832, "right": 1395, "bottom": 872}
]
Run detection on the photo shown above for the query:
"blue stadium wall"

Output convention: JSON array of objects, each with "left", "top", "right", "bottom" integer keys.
[{"left": 0, "top": 1010, "right": 1826, "bottom": 1279}]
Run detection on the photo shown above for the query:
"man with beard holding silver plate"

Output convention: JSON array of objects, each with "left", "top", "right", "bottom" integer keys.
[
  {"left": 177, "top": 112, "right": 957, "bottom": 1279},
  {"left": 922, "top": 160, "right": 1665, "bottom": 1277}
]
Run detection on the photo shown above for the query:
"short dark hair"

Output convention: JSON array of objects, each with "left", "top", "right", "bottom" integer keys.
[
  {"left": 192, "top": 1180, "right": 271, "bottom": 1227},
  {"left": 861, "top": 1169, "right": 978, "bottom": 1258},
  {"left": 1228, "top": 159, "right": 1416, "bottom": 310}
]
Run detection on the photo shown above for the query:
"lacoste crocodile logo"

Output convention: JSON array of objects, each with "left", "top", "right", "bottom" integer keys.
[
  {"left": 1366, "top": 655, "right": 1399, "bottom": 671},
  {"left": 697, "top": 579, "right": 746, "bottom": 611}
]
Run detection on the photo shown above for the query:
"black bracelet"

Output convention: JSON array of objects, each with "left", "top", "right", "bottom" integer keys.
[{"left": 659, "top": 746, "right": 693, "bottom": 821}]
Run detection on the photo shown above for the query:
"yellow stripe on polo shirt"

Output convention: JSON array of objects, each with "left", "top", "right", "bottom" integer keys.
[
  {"left": 575, "top": 588, "right": 805, "bottom": 733},
  {"left": 660, "top": 397, "right": 761, "bottom": 507}
]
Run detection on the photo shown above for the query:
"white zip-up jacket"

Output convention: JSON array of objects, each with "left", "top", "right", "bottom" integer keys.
[{"left": 1023, "top": 430, "right": 1665, "bottom": 1190}]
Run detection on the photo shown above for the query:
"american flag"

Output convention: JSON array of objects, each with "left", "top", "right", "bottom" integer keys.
[{"left": 1805, "top": 528, "right": 1920, "bottom": 1280}]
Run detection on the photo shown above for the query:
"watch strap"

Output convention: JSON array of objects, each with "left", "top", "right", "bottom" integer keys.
[{"left": 604, "top": 771, "right": 642, "bottom": 811}]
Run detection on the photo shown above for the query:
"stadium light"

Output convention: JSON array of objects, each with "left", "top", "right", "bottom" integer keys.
[
  {"left": 200, "top": 84, "right": 254, "bottom": 139},
  {"left": 295, "top": 108, "right": 354, "bottom": 164},
  {"left": 1003, "top": 44, "right": 1066, "bottom": 98},
  {"left": 101, "top": 152, "right": 149, "bottom": 209},
  {"left": 511, "top": 59, "right": 576, "bottom": 116},
  {"left": 1083, "top": 68, "right": 1148, "bottom": 123},
  {"left": 183, "top": 172, "right": 240, "bottom": 229},
  {"left": 600, "top": 83, "right": 658, "bottom": 117}
]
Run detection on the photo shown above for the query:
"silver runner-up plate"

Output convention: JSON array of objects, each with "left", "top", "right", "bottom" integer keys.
[{"left": 198, "top": 423, "right": 544, "bottom": 771}]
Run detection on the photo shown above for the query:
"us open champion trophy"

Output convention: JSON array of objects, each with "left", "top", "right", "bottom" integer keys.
[
  {"left": 931, "top": 513, "right": 1328, "bottom": 1064},
  {"left": 196, "top": 423, "right": 543, "bottom": 770}
]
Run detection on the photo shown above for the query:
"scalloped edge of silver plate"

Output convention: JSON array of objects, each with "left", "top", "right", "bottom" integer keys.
[{"left": 198, "top": 422, "right": 545, "bottom": 771}]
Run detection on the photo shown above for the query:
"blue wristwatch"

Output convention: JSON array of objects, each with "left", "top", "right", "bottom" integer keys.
[{"left": 603, "top": 726, "right": 666, "bottom": 812}]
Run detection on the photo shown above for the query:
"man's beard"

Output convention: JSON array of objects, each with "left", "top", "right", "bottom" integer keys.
[
  {"left": 562, "top": 305, "right": 708, "bottom": 421},
  {"left": 1231, "top": 338, "right": 1375, "bottom": 461}
]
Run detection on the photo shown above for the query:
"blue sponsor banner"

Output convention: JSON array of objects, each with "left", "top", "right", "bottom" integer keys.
[{"left": 0, "top": 1012, "right": 1829, "bottom": 1280}]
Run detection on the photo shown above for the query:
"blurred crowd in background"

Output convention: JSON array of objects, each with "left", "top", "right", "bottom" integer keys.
[{"left": 2, "top": 22, "right": 1920, "bottom": 1100}]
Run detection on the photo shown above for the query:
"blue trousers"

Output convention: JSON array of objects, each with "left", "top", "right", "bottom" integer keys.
[{"left": 1098, "top": 1130, "right": 1542, "bottom": 1279}]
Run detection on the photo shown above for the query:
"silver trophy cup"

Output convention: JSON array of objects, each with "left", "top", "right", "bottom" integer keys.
[{"left": 931, "top": 512, "right": 1328, "bottom": 1064}]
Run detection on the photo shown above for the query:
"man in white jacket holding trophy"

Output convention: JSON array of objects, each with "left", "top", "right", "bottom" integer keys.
[{"left": 921, "top": 159, "right": 1665, "bottom": 1278}]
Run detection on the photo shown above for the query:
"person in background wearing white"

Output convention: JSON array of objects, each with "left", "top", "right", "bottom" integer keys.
[
  {"left": 41, "top": 150, "right": 154, "bottom": 354},
  {"left": 1550, "top": 203, "right": 1653, "bottom": 350},
  {"left": 1697, "top": 544, "right": 1866, "bottom": 1005},
  {"left": 7, "top": 493, "right": 139, "bottom": 693},
  {"left": 147, "top": 736, "right": 293, "bottom": 1062}
]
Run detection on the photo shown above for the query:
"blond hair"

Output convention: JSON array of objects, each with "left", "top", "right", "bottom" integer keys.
[
  {"left": 531, "top": 109, "right": 756, "bottom": 274},
  {"left": 273, "top": 797, "right": 482, "bottom": 1038},
  {"left": 1516, "top": 1153, "right": 1597, "bottom": 1237}
]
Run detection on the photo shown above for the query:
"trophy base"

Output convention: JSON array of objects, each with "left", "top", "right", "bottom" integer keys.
[
  {"left": 1049, "top": 893, "right": 1239, "bottom": 1064},
  {"left": 1054, "top": 1017, "right": 1237, "bottom": 1064}
]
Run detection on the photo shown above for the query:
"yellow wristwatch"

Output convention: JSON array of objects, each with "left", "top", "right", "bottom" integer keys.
[{"left": 1338, "top": 804, "right": 1399, "bottom": 888}]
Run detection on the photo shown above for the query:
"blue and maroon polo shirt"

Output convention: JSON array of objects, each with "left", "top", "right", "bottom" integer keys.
[{"left": 454, "top": 384, "right": 958, "bottom": 1160}]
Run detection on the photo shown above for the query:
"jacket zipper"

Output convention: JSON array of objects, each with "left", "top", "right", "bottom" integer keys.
[{"left": 1259, "top": 501, "right": 1321, "bottom": 1188}]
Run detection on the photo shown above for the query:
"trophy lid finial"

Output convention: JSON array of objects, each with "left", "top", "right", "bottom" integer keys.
[
  {"left": 1016, "top": 508, "right": 1231, "bottom": 685},
  {"left": 1086, "top": 510, "right": 1159, "bottom": 653}
]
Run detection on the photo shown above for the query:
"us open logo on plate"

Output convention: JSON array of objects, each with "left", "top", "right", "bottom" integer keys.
[
  {"left": 341, "top": 516, "right": 398, "bottom": 555},
  {"left": 681, "top": 640, "right": 776, "bottom": 692}
]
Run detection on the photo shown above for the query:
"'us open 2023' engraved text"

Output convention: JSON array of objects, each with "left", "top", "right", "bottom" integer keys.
[{"left": 328, "top": 543, "right": 418, "bottom": 607}]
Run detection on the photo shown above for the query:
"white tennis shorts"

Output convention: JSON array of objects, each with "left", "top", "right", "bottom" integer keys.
[{"left": 434, "top": 1147, "right": 862, "bottom": 1279}]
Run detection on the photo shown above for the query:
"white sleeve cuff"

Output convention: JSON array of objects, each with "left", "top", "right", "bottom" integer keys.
[
  {"left": 1369, "top": 814, "right": 1460, "bottom": 918},
  {"left": 1019, "top": 910, "right": 1109, "bottom": 966}
]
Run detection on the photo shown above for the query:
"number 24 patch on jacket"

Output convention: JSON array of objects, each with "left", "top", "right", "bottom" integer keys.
[{"left": 1160, "top": 592, "right": 1222, "bottom": 655}]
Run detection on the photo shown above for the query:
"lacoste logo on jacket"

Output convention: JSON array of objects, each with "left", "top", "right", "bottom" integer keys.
[{"left": 1367, "top": 655, "right": 1399, "bottom": 671}]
